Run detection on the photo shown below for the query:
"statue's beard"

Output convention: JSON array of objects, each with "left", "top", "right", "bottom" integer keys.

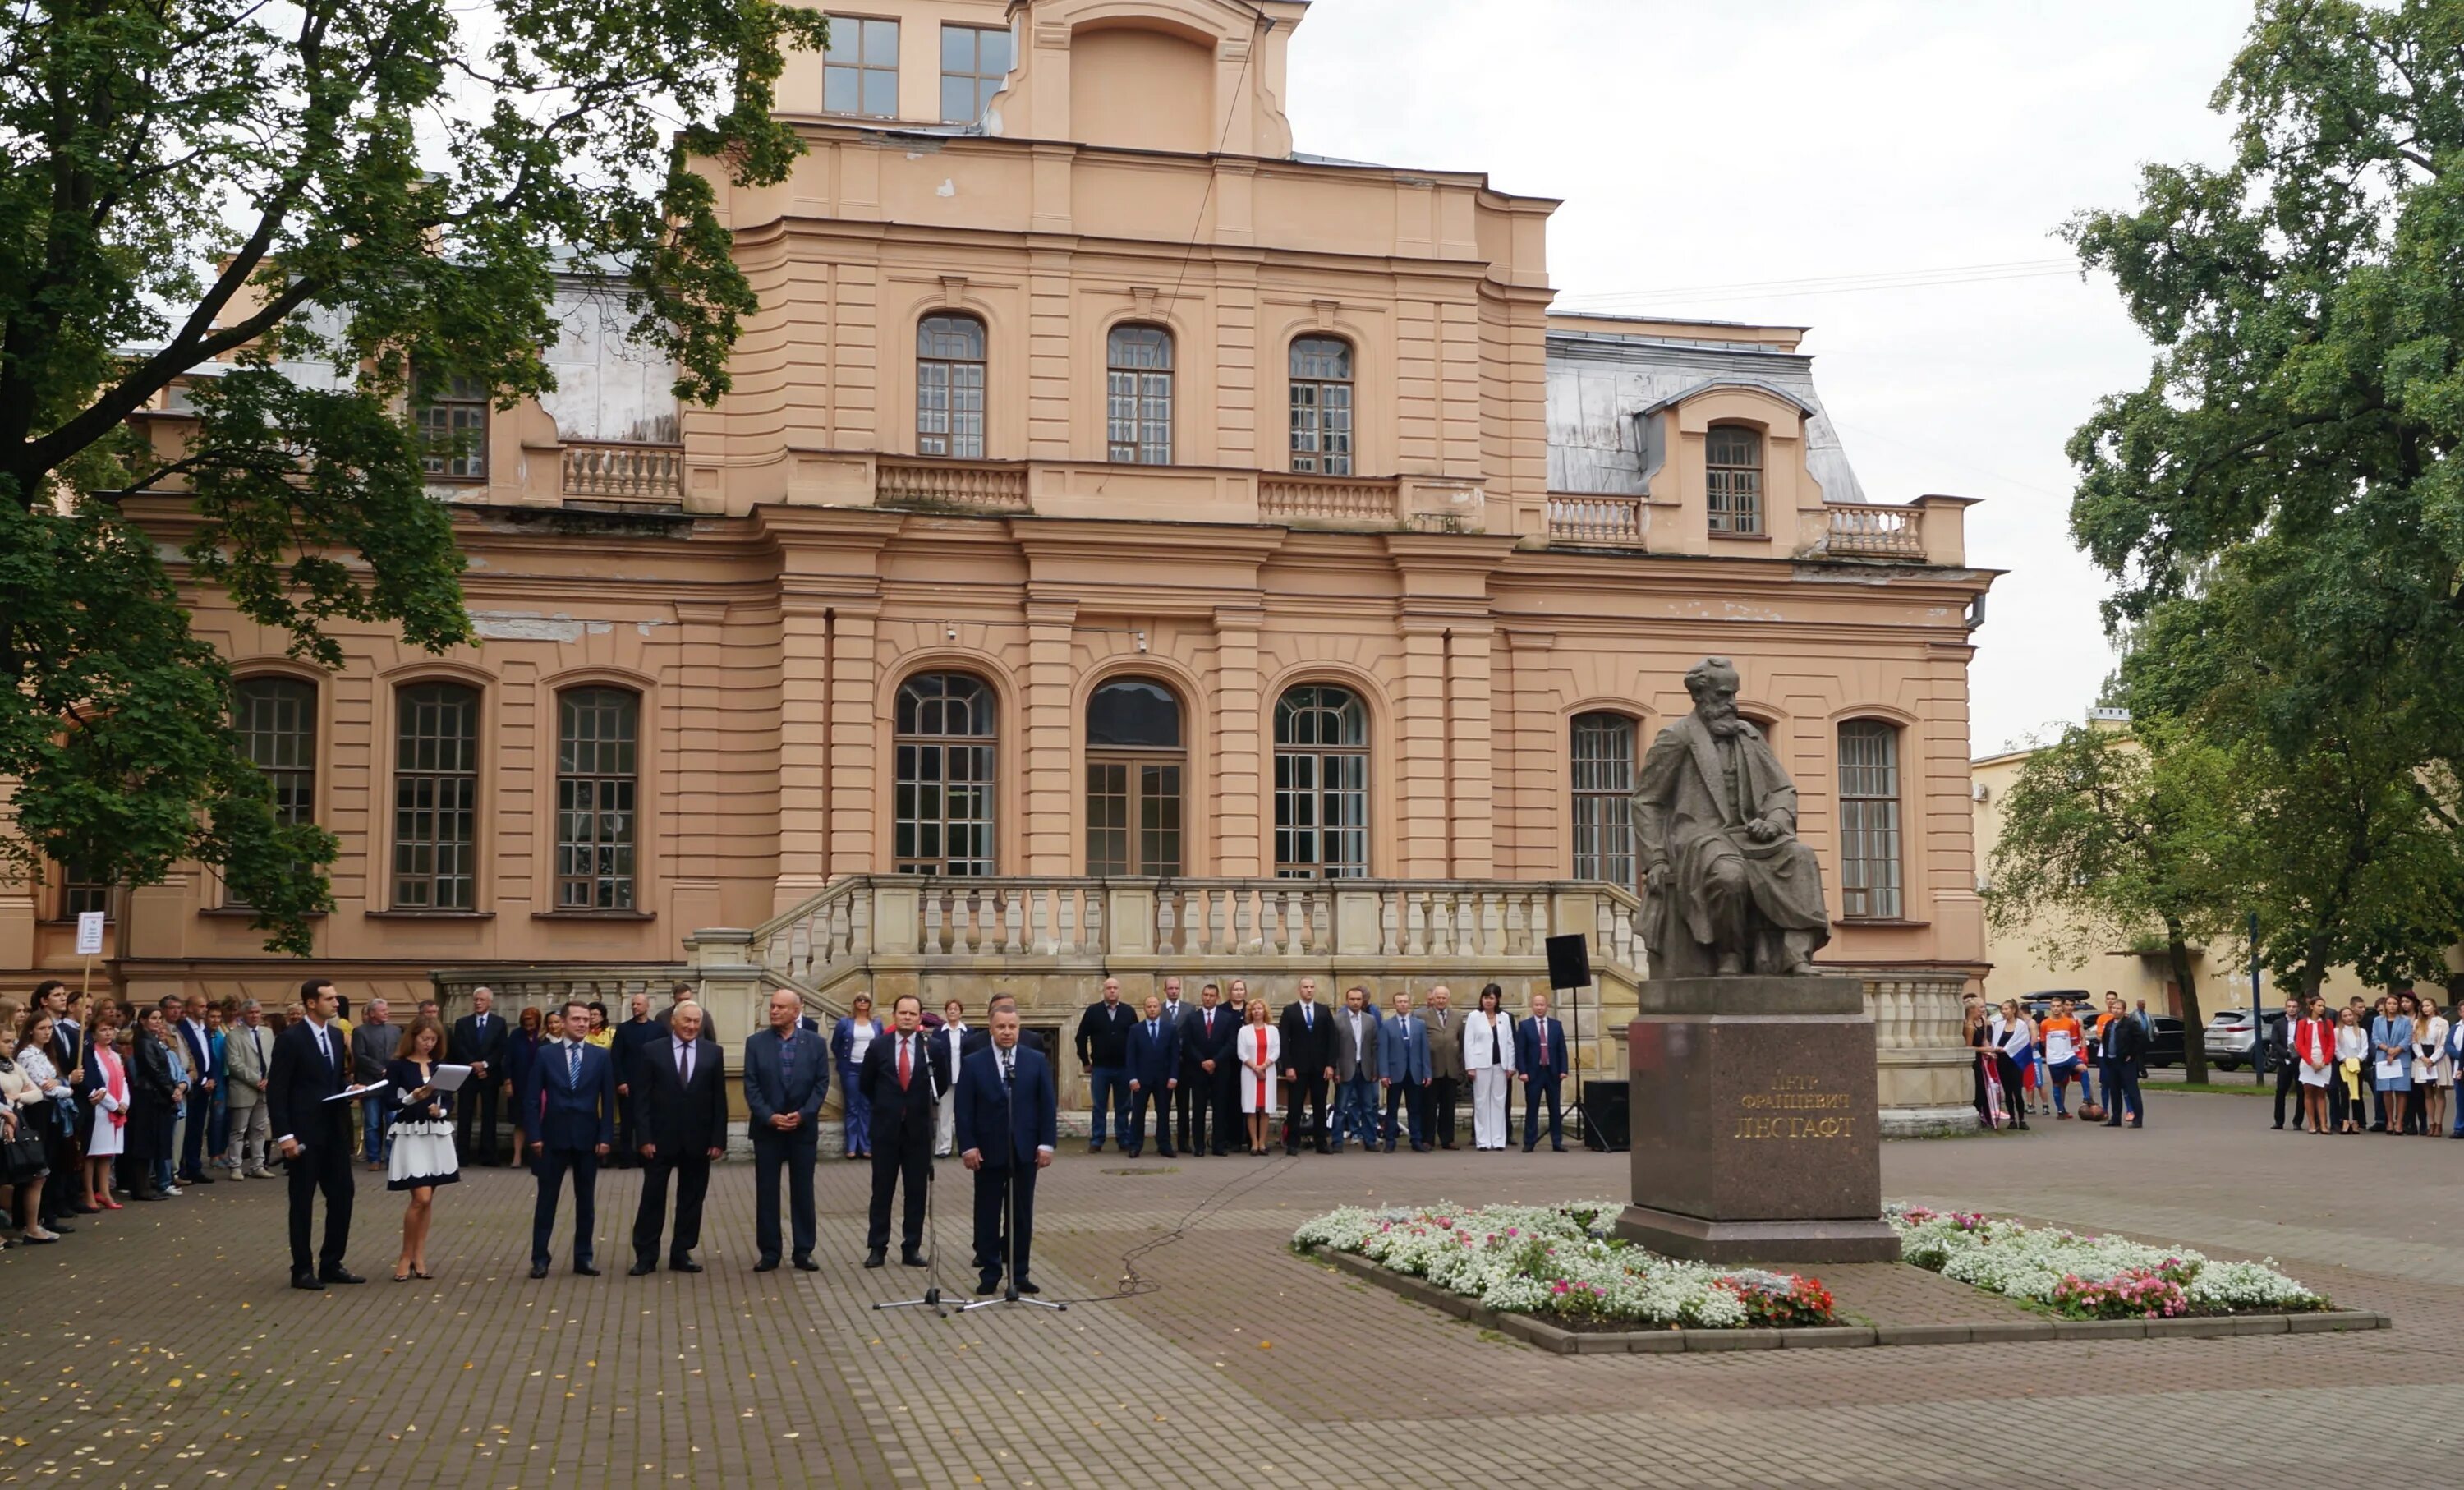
[{"left": 1700, "top": 704, "right": 1745, "bottom": 738}]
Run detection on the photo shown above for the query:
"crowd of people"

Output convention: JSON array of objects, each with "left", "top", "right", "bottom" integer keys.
[
  {"left": 2266, "top": 991, "right": 2461, "bottom": 1138},
  {"left": 1963, "top": 991, "right": 2152, "bottom": 1130}
]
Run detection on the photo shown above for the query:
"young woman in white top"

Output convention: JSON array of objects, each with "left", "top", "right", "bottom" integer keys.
[
  {"left": 934, "top": 999, "right": 968, "bottom": 1157},
  {"left": 2416, "top": 1002, "right": 2452, "bottom": 1139},
  {"left": 1461, "top": 983, "right": 1518, "bottom": 1151},
  {"left": 1237, "top": 999, "right": 1280, "bottom": 1156}
]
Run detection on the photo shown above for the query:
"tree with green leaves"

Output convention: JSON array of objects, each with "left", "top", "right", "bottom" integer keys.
[
  {"left": 0, "top": 0, "right": 827, "bottom": 952},
  {"left": 1985, "top": 718, "right": 2247, "bottom": 1083}
]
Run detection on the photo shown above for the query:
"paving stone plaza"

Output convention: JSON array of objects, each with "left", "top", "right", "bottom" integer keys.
[{"left": 2, "top": 1088, "right": 2456, "bottom": 1489}]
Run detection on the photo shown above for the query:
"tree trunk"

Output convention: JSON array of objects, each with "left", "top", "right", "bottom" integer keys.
[{"left": 2167, "top": 921, "right": 2207, "bottom": 1084}]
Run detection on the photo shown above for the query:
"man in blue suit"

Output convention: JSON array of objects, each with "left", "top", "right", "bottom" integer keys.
[
  {"left": 1123, "top": 994, "right": 1179, "bottom": 1159},
  {"left": 743, "top": 987, "right": 830, "bottom": 1272},
  {"left": 1515, "top": 991, "right": 1570, "bottom": 1152},
  {"left": 1378, "top": 990, "right": 1434, "bottom": 1152},
  {"left": 524, "top": 999, "right": 619, "bottom": 1277},
  {"left": 954, "top": 999, "right": 1056, "bottom": 1296}
]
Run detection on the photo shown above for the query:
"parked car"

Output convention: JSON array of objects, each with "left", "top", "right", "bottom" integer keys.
[
  {"left": 2145, "top": 1016, "right": 2186, "bottom": 1069},
  {"left": 2021, "top": 990, "right": 2095, "bottom": 1023},
  {"left": 2203, "top": 1008, "right": 2284, "bottom": 1071}
]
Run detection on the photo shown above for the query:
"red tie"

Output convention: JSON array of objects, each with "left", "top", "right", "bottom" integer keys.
[
  {"left": 898, "top": 1037, "right": 911, "bottom": 1091},
  {"left": 1538, "top": 1024, "right": 1547, "bottom": 1064}
]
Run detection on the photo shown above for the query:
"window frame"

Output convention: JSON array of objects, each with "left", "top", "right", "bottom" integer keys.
[
  {"left": 824, "top": 13, "right": 902, "bottom": 119},
  {"left": 1084, "top": 678, "right": 1186, "bottom": 877},
  {"left": 1273, "top": 683, "right": 1369, "bottom": 879},
  {"left": 554, "top": 686, "right": 641, "bottom": 912},
  {"left": 1287, "top": 335, "right": 1355, "bottom": 476},
  {"left": 915, "top": 312, "right": 988, "bottom": 459},
  {"left": 893, "top": 672, "right": 999, "bottom": 876},
  {"left": 414, "top": 370, "right": 489, "bottom": 482},
  {"left": 1569, "top": 711, "right": 1639, "bottom": 891},
  {"left": 1705, "top": 422, "right": 1764, "bottom": 536},
  {"left": 389, "top": 680, "right": 483, "bottom": 911},
  {"left": 1837, "top": 718, "right": 1905, "bottom": 921},
  {"left": 226, "top": 674, "right": 321, "bottom": 908},
  {"left": 1105, "top": 323, "right": 1175, "bottom": 466},
  {"left": 938, "top": 21, "right": 1013, "bottom": 124}
]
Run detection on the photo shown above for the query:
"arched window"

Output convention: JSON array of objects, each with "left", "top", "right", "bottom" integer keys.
[
  {"left": 1106, "top": 324, "right": 1173, "bottom": 465},
  {"left": 557, "top": 688, "right": 639, "bottom": 909},
  {"left": 1706, "top": 423, "right": 1763, "bottom": 534},
  {"left": 1086, "top": 678, "right": 1184, "bottom": 876},
  {"left": 1289, "top": 336, "right": 1353, "bottom": 476},
  {"left": 1274, "top": 684, "right": 1368, "bottom": 878},
  {"left": 1570, "top": 712, "right": 1638, "bottom": 890},
  {"left": 228, "top": 676, "right": 319, "bottom": 907},
  {"left": 917, "top": 314, "right": 986, "bottom": 458},
  {"left": 393, "top": 682, "right": 480, "bottom": 908},
  {"left": 895, "top": 673, "right": 997, "bottom": 875},
  {"left": 1838, "top": 720, "right": 1903, "bottom": 919}
]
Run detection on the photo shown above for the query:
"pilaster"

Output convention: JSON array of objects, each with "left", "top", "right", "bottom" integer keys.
[{"left": 1023, "top": 594, "right": 1079, "bottom": 872}]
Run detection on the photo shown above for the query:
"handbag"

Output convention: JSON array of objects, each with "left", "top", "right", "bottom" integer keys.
[{"left": 1, "top": 1124, "right": 46, "bottom": 1181}]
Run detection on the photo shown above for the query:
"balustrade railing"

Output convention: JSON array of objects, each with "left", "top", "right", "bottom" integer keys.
[
  {"left": 1823, "top": 502, "right": 1926, "bottom": 558},
  {"left": 1259, "top": 474, "right": 1400, "bottom": 524},
  {"left": 876, "top": 458, "right": 1031, "bottom": 511},
  {"left": 561, "top": 441, "right": 684, "bottom": 503},
  {"left": 1545, "top": 493, "right": 1646, "bottom": 545}
]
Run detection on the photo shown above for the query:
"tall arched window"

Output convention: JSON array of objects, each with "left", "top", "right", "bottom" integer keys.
[
  {"left": 1106, "top": 324, "right": 1173, "bottom": 465},
  {"left": 917, "top": 314, "right": 986, "bottom": 458},
  {"left": 1706, "top": 423, "right": 1763, "bottom": 534},
  {"left": 1289, "top": 336, "right": 1353, "bottom": 475},
  {"left": 557, "top": 688, "right": 639, "bottom": 909},
  {"left": 895, "top": 673, "right": 998, "bottom": 875},
  {"left": 1086, "top": 678, "right": 1184, "bottom": 876},
  {"left": 228, "top": 676, "right": 319, "bottom": 907},
  {"left": 1838, "top": 720, "right": 1903, "bottom": 919},
  {"left": 1274, "top": 684, "right": 1368, "bottom": 878},
  {"left": 393, "top": 682, "right": 480, "bottom": 908},
  {"left": 1570, "top": 712, "right": 1638, "bottom": 889}
]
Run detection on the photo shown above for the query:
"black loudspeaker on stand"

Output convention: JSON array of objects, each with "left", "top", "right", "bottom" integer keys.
[{"left": 1542, "top": 933, "right": 1614, "bottom": 1148}]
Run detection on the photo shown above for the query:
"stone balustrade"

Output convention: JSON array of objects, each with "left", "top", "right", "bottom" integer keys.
[{"left": 560, "top": 441, "right": 685, "bottom": 504}]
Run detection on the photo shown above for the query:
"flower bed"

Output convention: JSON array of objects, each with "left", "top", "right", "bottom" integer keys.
[
  {"left": 1887, "top": 1206, "right": 2327, "bottom": 1318},
  {"left": 1291, "top": 1202, "right": 1836, "bottom": 1329}
]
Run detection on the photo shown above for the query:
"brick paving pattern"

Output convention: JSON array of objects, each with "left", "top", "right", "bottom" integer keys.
[{"left": 2, "top": 1090, "right": 2457, "bottom": 1488}]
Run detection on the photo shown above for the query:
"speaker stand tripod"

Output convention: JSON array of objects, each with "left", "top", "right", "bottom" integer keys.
[
  {"left": 959, "top": 1156, "right": 1064, "bottom": 1313},
  {"left": 872, "top": 1149, "right": 948, "bottom": 1318}
]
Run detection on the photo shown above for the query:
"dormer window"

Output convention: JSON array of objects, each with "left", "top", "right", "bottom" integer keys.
[
  {"left": 1706, "top": 423, "right": 1763, "bottom": 535},
  {"left": 940, "top": 24, "right": 1013, "bottom": 124},
  {"left": 825, "top": 16, "right": 900, "bottom": 118}
]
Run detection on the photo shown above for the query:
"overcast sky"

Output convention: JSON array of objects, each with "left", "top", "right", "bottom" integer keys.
[{"left": 1285, "top": 0, "right": 2255, "bottom": 757}]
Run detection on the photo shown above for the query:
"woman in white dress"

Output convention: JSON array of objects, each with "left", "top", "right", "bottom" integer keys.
[
  {"left": 82, "top": 1006, "right": 128, "bottom": 1208},
  {"left": 1462, "top": 983, "right": 1517, "bottom": 1151},
  {"left": 385, "top": 1016, "right": 460, "bottom": 1281},
  {"left": 1238, "top": 999, "right": 1280, "bottom": 1155}
]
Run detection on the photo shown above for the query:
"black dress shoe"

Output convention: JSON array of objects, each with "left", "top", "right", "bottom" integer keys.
[
  {"left": 754, "top": 1258, "right": 780, "bottom": 1273},
  {"left": 1017, "top": 1279, "right": 1041, "bottom": 1295},
  {"left": 188, "top": 1174, "right": 216, "bottom": 1185},
  {"left": 531, "top": 1262, "right": 551, "bottom": 1279},
  {"left": 901, "top": 1250, "right": 926, "bottom": 1268},
  {"left": 975, "top": 1276, "right": 999, "bottom": 1295},
  {"left": 792, "top": 1255, "right": 819, "bottom": 1272},
  {"left": 573, "top": 1262, "right": 601, "bottom": 1276},
  {"left": 1159, "top": 1148, "right": 1177, "bottom": 1158},
  {"left": 1440, "top": 1142, "right": 1458, "bottom": 1151},
  {"left": 864, "top": 1248, "right": 887, "bottom": 1269},
  {"left": 1551, "top": 1144, "right": 1567, "bottom": 1152},
  {"left": 292, "top": 1272, "right": 326, "bottom": 1291},
  {"left": 671, "top": 1258, "right": 705, "bottom": 1274},
  {"left": 320, "top": 1268, "right": 366, "bottom": 1285},
  {"left": 628, "top": 1260, "right": 657, "bottom": 1276},
  {"left": 1087, "top": 1139, "right": 1105, "bottom": 1153}
]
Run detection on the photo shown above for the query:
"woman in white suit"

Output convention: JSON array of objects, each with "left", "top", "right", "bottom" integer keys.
[
  {"left": 1237, "top": 998, "right": 1281, "bottom": 1156},
  {"left": 933, "top": 999, "right": 968, "bottom": 1157},
  {"left": 1462, "top": 983, "right": 1518, "bottom": 1151}
]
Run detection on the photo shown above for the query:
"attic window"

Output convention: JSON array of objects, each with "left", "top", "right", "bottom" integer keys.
[
  {"left": 825, "top": 16, "right": 900, "bottom": 118},
  {"left": 1706, "top": 423, "right": 1762, "bottom": 535}
]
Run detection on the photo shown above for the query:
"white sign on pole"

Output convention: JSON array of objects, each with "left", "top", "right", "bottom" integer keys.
[{"left": 75, "top": 910, "right": 107, "bottom": 957}]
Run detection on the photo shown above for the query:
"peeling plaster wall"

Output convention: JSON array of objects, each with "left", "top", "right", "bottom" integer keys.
[
  {"left": 537, "top": 279, "right": 681, "bottom": 444},
  {"left": 1544, "top": 331, "right": 1866, "bottom": 504}
]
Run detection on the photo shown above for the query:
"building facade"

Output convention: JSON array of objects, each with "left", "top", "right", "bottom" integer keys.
[{"left": 7, "top": 0, "right": 1993, "bottom": 1129}]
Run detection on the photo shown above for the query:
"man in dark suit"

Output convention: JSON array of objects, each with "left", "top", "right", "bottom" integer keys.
[
  {"left": 1122, "top": 994, "right": 1179, "bottom": 1158},
  {"left": 266, "top": 977, "right": 363, "bottom": 1290},
  {"left": 1278, "top": 977, "right": 1336, "bottom": 1155},
  {"left": 609, "top": 991, "right": 664, "bottom": 1169},
  {"left": 170, "top": 996, "right": 218, "bottom": 1185},
  {"left": 523, "top": 999, "right": 618, "bottom": 1278},
  {"left": 1180, "top": 982, "right": 1236, "bottom": 1157},
  {"left": 1424, "top": 985, "right": 1465, "bottom": 1150},
  {"left": 857, "top": 994, "right": 949, "bottom": 1269},
  {"left": 954, "top": 1002, "right": 1056, "bottom": 1295},
  {"left": 743, "top": 987, "right": 830, "bottom": 1272},
  {"left": 628, "top": 1000, "right": 727, "bottom": 1275},
  {"left": 2099, "top": 1002, "right": 2148, "bottom": 1129},
  {"left": 1515, "top": 991, "right": 1570, "bottom": 1152},
  {"left": 451, "top": 986, "right": 510, "bottom": 1165}
]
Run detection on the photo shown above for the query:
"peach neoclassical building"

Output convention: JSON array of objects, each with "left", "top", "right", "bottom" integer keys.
[{"left": 10, "top": 0, "right": 1995, "bottom": 1129}]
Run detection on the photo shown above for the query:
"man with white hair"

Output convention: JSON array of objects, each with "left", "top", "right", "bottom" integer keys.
[
  {"left": 628, "top": 1000, "right": 726, "bottom": 1275},
  {"left": 223, "top": 1000, "right": 275, "bottom": 1178}
]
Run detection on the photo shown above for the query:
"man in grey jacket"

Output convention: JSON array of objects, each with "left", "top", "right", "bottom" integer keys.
[
  {"left": 350, "top": 1000, "right": 404, "bottom": 1170},
  {"left": 1330, "top": 986, "right": 1382, "bottom": 1152},
  {"left": 223, "top": 1000, "right": 276, "bottom": 1178}
]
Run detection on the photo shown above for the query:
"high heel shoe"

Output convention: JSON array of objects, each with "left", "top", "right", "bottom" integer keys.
[
  {"left": 412, "top": 1267, "right": 433, "bottom": 1280},
  {"left": 102, "top": 1197, "right": 123, "bottom": 1210}
]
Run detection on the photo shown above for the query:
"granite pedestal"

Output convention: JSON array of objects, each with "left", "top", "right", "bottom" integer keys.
[{"left": 1613, "top": 976, "right": 1901, "bottom": 1264}]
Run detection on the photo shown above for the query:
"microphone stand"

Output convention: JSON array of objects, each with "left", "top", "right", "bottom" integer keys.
[
  {"left": 962, "top": 1046, "right": 1064, "bottom": 1313},
  {"left": 876, "top": 1043, "right": 948, "bottom": 1318}
]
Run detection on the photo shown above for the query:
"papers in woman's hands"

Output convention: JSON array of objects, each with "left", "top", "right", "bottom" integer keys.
[
  {"left": 429, "top": 1065, "right": 474, "bottom": 1092},
  {"left": 321, "top": 1081, "right": 388, "bottom": 1101}
]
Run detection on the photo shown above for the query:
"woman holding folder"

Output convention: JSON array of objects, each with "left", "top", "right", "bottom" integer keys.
[{"left": 384, "top": 1016, "right": 460, "bottom": 1281}]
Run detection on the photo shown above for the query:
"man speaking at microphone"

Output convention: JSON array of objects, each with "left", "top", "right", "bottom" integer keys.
[
  {"left": 954, "top": 999, "right": 1055, "bottom": 1296},
  {"left": 858, "top": 995, "right": 949, "bottom": 1270}
]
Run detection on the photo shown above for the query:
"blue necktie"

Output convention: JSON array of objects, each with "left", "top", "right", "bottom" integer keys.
[{"left": 566, "top": 1044, "right": 579, "bottom": 1084}]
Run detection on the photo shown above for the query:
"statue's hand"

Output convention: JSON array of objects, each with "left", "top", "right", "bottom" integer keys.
[
  {"left": 1644, "top": 862, "right": 1671, "bottom": 896},
  {"left": 1747, "top": 816, "right": 1781, "bottom": 844}
]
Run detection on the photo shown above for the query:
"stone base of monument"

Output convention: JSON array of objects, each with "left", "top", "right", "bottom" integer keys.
[{"left": 1612, "top": 975, "right": 1901, "bottom": 1265}]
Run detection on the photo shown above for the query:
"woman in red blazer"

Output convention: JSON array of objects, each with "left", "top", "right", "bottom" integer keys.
[{"left": 2292, "top": 1003, "right": 2334, "bottom": 1137}]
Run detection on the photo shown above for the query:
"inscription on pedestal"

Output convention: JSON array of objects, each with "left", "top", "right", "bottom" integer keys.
[{"left": 1733, "top": 1075, "right": 1855, "bottom": 1141}]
